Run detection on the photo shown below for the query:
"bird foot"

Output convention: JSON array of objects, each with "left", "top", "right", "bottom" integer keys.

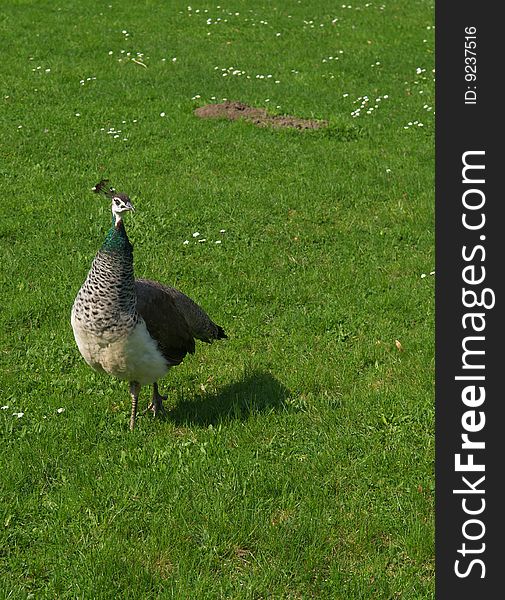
[{"left": 144, "top": 390, "right": 168, "bottom": 418}]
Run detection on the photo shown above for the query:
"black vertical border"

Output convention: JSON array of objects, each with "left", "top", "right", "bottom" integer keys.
[{"left": 436, "top": 3, "right": 502, "bottom": 598}]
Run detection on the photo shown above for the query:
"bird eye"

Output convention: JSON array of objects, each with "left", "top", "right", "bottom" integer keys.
[{"left": 113, "top": 198, "right": 120, "bottom": 205}]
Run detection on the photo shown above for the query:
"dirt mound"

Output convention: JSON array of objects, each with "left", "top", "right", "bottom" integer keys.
[{"left": 194, "top": 101, "right": 327, "bottom": 130}]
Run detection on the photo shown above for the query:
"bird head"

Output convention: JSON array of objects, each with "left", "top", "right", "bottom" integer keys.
[{"left": 92, "top": 179, "right": 135, "bottom": 225}]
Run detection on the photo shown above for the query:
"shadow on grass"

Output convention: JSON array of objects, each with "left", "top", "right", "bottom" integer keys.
[{"left": 169, "top": 371, "right": 290, "bottom": 427}]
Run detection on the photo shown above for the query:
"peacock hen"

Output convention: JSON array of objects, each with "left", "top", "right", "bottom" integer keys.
[{"left": 71, "top": 180, "right": 227, "bottom": 430}]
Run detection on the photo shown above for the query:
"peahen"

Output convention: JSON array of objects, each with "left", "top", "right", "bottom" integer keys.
[{"left": 71, "top": 180, "right": 227, "bottom": 430}]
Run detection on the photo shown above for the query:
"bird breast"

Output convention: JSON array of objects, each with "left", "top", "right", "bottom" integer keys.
[{"left": 71, "top": 315, "right": 170, "bottom": 385}]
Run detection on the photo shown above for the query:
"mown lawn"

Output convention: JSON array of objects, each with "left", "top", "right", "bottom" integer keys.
[{"left": 0, "top": 1, "right": 434, "bottom": 597}]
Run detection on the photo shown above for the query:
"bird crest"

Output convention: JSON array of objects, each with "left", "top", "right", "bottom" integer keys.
[{"left": 92, "top": 179, "right": 116, "bottom": 198}]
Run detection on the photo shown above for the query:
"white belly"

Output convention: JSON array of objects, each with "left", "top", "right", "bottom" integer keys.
[{"left": 71, "top": 316, "right": 169, "bottom": 385}]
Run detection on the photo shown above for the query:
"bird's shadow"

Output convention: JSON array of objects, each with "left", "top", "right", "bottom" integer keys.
[{"left": 168, "top": 370, "right": 290, "bottom": 427}]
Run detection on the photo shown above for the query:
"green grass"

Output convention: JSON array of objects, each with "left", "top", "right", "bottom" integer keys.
[{"left": 0, "top": 0, "right": 434, "bottom": 597}]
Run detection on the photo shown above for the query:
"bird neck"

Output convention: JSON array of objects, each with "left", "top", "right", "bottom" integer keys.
[
  {"left": 85, "top": 217, "right": 136, "bottom": 320},
  {"left": 101, "top": 218, "right": 133, "bottom": 256}
]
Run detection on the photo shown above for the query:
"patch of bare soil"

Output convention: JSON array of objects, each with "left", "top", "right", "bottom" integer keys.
[{"left": 194, "top": 101, "right": 328, "bottom": 130}]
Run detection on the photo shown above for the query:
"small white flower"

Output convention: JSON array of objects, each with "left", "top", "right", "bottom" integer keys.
[
  {"left": 75, "top": 113, "right": 81, "bottom": 117},
  {"left": 215, "top": 240, "right": 222, "bottom": 244},
  {"left": 183, "top": 240, "right": 189, "bottom": 245},
  {"left": 420, "top": 273, "right": 427, "bottom": 278},
  {"left": 45, "top": 68, "right": 51, "bottom": 72},
  {"left": 219, "top": 229, "right": 226, "bottom": 233},
  {"left": 172, "top": 57, "right": 177, "bottom": 62},
  {"left": 1, "top": 406, "right": 9, "bottom": 410},
  {"left": 198, "top": 238, "right": 207, "bottom": 243},
  {"left": 13, "top": 412, "right": 24, "bottom": 418},
  {"left": 193, "top": 232, "right": 200, "bottom": 237},
  {"left": 160, "top": 112, "right": 166, "bottom": 117},
  {"left": 57, "top": 407, "right": 65, "bottom": 414},
  {"left": 430, "top": 271, "right": 435, "bottom": 276},
  {"left": 108, "top": 51, "right": 113, "bottom": 55}
]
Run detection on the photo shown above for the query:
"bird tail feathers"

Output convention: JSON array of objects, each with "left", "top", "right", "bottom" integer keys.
[{"left": 215, "top": 325, "right": 227, "bottom": 340}]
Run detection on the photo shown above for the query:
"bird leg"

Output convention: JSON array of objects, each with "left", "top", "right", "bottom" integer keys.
[
  {"left": 145, "top": 382, "right": 168, "bottom": 418},
  {"left": 129, "top": 381, "right": 141, "bottom": 431}
]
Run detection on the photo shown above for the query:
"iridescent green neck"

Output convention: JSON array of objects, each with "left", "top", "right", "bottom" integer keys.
[{"left": 101, "top": 218, "right": 133, "bottom": 255}]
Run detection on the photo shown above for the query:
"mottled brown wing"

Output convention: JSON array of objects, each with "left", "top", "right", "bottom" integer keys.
[
  {"left": 135, "top": 279, "right": 195, "bottom": 366},
  {"left": 155, "top": 285, "right": 227, "bottom": 343}
]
